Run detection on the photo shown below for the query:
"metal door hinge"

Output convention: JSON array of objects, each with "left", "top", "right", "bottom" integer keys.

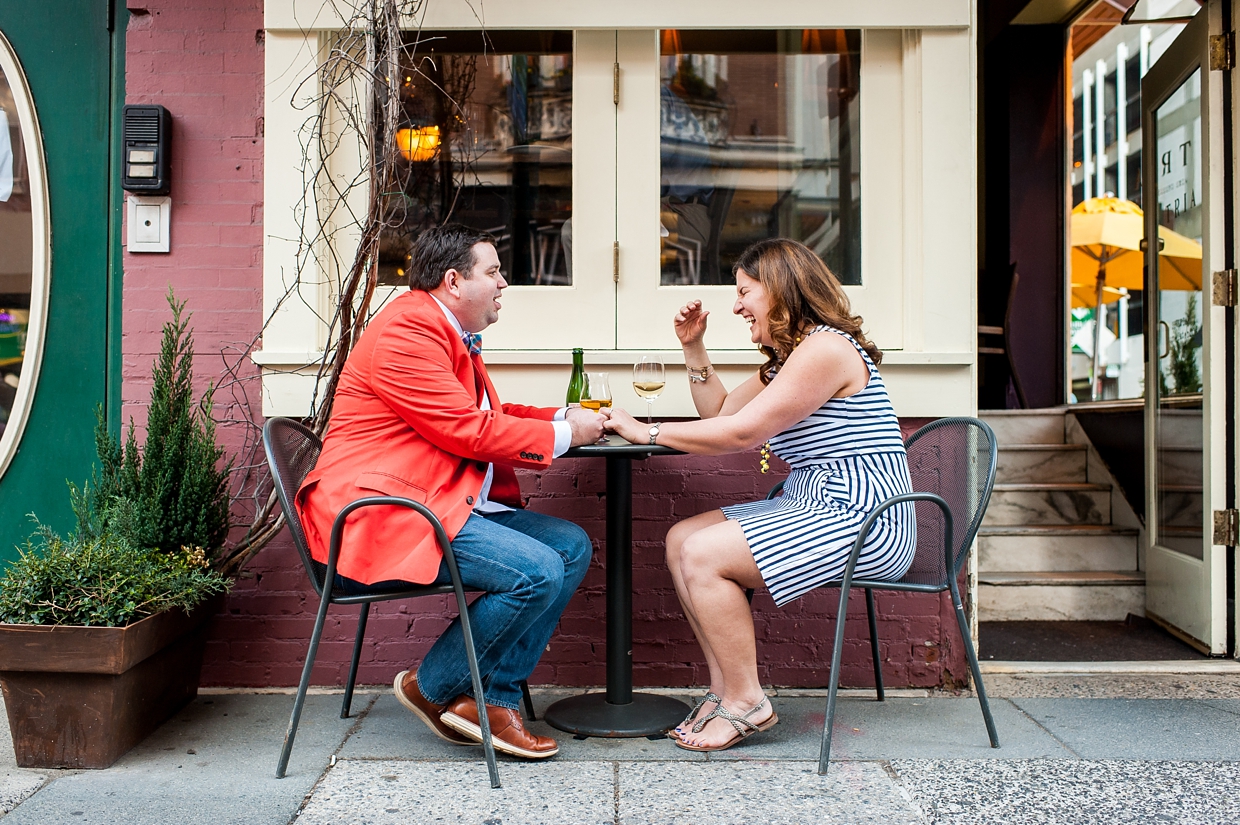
[
  {"left": 1213, "top": 269, "right": 1238, "bottom": 306},
  {"left": 1210, "top": 32, "right": 1235, "bottom": 71},
  {"left": 1214, "top": 509, "right": 1239, "bottom": 546},
  {"left": 613, "top": 242, "right": 620, "bottom": 282},
  {"left": 613, "top": 63, "right": 620, "bottom": 105},
  {"left": 1213, "top": 509, "right": 1239, "bottom": 545}
]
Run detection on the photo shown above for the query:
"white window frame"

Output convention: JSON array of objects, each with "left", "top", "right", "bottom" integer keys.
[{"left": 257, "top": 1, "right": 979, "bottom": 419}]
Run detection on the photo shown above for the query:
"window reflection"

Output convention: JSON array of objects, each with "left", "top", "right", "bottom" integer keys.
[
  {"left": 658, "top": 30, "right": 861, "bottom": 286},
  {"left": 380, "top": 31, "right": 573, "bottom": 287},
  {"left": 0, "top": 62, "right": 31, "bottom": 439}
]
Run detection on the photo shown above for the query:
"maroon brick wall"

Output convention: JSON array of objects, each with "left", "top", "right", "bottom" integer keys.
[{"left": 124, "top": 0, "right": 970, "bottom": 690}]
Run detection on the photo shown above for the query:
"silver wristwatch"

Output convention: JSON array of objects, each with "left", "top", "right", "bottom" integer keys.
[{"left": 648, "top": 422, "right": 661, "bottom": 445}]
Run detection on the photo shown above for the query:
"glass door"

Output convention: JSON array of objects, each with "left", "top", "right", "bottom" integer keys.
[{"left": 1142, "top": 9, "right": 1227, "bottom": 653}]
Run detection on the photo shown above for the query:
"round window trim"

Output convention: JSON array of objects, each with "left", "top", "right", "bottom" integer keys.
[{"left": 0, "top": 31, "right": 51, "bottom": 482}]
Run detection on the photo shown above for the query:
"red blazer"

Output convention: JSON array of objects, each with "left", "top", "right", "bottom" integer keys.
[{"left": 295, "top": 289, "right": 559, "bottom": 585}]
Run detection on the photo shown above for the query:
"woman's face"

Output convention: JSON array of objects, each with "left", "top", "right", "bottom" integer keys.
[{"left": 733, "top": 268, "right": 773, "bottom": 347}]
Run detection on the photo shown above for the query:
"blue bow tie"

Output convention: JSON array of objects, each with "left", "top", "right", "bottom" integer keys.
[{"left": 463, "top": 332, "right": 482, "bottom": 356}]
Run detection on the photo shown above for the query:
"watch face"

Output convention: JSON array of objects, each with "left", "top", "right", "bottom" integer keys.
[{"left": 649, "top": 426, "right": 659, "bottom": 435}]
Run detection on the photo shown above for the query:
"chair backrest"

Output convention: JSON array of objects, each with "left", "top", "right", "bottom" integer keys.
[
  {"left": 262, "top": 417, "right": 327, "bottom": 595},
  {"left": 899, "top": 417, "right": 998, "bottom": 588}
]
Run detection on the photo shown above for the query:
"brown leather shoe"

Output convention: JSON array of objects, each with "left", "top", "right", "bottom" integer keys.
[
  {"left": 393, "top": 671, "right": 474, "bottom": 746},
  {"left": 440, "top": 695, "right": 559, "bottom": 759}
]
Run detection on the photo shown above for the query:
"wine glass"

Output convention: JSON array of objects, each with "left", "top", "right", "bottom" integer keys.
[
  {"left": 581, "top": 372, "right": 612, "bottom": 442},
  {"left": 632, "top": 356, "right": 665, "bottom": 423},
  {"left": 580, "top": 372, "right": 612, "bottom": 413}
]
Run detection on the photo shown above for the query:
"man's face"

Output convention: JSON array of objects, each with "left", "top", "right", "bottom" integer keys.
[{"left": 449, "top": 242, "right": 507, "bottom": 333}]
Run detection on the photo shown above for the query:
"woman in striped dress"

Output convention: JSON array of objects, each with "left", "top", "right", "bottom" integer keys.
[{"left": 604, "top": 238, "right": 915, "bottom": 752}]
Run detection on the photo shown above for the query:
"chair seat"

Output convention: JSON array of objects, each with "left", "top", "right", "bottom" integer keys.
[
  {"left": 331, "top": 583, "right": 486, "bottom": 605},
  {"left": 844, "top": 577, "right": 949, "bottom": 594}
]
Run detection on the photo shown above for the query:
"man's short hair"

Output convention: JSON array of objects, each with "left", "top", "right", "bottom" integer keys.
[{"left": 408, "top": 223, "right": 497, "bottom": 291}]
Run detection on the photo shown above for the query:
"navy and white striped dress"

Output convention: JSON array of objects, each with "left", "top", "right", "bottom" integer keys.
[{"left": 720, "top": 325, "right": 916, "bottom": 606}]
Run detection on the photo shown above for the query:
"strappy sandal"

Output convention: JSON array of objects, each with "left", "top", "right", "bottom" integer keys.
[
  {"left": 674, "top": 697, "right": 779, "bottom": 753},
  {"left": 669, "top": 691, "right": 722, "bottom": 739}
]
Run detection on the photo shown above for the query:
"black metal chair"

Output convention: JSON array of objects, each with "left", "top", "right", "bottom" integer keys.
[
  {"left": 759, "top": 417, "right": 1001, "bottom": 774},
  {"left": 264, "top": 417, "right": 525, "bottom": 788}
]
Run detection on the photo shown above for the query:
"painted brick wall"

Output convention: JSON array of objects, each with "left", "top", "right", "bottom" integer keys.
[
  {"left": 124, "top": 0, "right": 969, "bottom": 691},
  {"left": 122, "top": 0, "right": 264, "bottom": 445}
]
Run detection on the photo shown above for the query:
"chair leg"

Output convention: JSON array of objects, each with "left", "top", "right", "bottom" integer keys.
[
  {"left": 950, "top": 586, "right": 1000, "bottom": 748},
  {"left": 864, "top": 589, "right": 885, "bottom": 702},
  {"left": 520, "top": 679, "right": 537, "bottom": 721},
  {"left": 276, "top": 590, "right": 334, "bottom": 779},
  {"left": 452, "top": 585, "right": 501, "bottom": 788},
  {"left": 819, "top": 582, "right": 853, "bottom": 776},
  {"left": 341, "top": 603, "right": 370, "bottom": 719}
]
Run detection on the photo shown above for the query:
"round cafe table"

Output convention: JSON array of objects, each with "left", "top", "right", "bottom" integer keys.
[{"left": 543, "top": 435, "right": 690, "bottom": 737}]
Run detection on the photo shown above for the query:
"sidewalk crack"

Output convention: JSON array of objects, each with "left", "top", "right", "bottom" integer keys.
[
  {"left": 1006, "top": 698, "right": 1082, "bottom": 758},
  {"left": 285, "top": 693, "right": 380, "bottom": 825}
]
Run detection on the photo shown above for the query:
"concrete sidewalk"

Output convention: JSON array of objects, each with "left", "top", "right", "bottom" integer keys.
[{"left": 2, "top": 671, "right": 1240, "bottom": 824}]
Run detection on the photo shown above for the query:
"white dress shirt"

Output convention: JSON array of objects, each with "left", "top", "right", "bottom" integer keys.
[{"left": 430, "top": 294, "right": 571, "bottom": 513}]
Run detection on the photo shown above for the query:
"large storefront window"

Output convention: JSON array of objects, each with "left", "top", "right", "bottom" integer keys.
[
  {"left": 379, "top": 30, "right": 573, "bottom": 287},
  {"left": 657, "top": 30, "right": 861, "bottom": 286}
]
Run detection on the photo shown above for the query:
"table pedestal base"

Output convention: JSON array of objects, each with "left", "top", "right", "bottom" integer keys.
[{"left": 544, "top": 692, "right": 689, "bottom": 738}]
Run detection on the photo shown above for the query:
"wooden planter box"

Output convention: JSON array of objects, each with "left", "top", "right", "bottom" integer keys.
[{"left": 0, "top": 595, "right": 222, "bottom": 769}]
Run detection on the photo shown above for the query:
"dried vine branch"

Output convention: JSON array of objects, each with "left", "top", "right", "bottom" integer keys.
[{"left": 211, "top": 0, "right": 482, "bottom": 576}]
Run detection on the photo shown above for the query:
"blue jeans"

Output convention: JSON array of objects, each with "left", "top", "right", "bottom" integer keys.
[{"left": 338, "top": 509, "right": 591, "bottom": 710}]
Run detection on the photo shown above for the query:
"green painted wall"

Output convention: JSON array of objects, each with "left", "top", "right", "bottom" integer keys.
[{"left": 0, "top": 2, "right": 124, "bottom": 558}]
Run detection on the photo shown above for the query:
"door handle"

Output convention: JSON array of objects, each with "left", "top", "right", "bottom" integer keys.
[{"left": 1158, "top": 320, "right": 1170, "bottom": 359}]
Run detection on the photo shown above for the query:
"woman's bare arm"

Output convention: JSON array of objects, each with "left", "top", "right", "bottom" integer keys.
[{"left": 607, "top": 331, "right": 870, "bottom": 454}]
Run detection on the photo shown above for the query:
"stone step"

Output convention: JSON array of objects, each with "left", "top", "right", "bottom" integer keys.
[
  {"left": 1158, "top": 488, "right": 1204, "bottom": 528},
  {"left": 978, "top": 570, "right": 1145, "bottom": 621},
  {"left": 984, "top": 483, "right": 1111, "bottom": 526},
  {"left": 1158, "top": 448, "right": 1202, "bottom": 486},
  {"left": 995, "top": 444, "right": 1088, "bottom": 484},
  {"left": 980, "top": 409, "right": 1067, "bottom": 446},
  {"left": 977, "top": 525, "right": 1139, "bottom": 572}
]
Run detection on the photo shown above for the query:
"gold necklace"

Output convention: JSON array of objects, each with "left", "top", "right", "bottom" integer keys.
[{"left": 760, "top": 334, "right": 802, "bottom": 474}]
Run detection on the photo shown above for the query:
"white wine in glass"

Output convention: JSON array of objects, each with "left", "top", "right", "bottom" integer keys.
[{"left": 632, "top": 356, "right": 665, "bottom": 423}]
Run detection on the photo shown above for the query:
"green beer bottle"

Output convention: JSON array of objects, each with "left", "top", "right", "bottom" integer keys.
[{"left": 566, "top": 348, "right": 585, "bottom": 405}]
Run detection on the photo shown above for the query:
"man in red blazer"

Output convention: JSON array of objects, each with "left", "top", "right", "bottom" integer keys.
[{"left": 296, "top": 224, "right": 607, "bottom": 760}]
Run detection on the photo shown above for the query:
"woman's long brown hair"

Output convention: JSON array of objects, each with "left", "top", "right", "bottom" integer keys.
[{"left": 733, "top": 238, "right": 881, "bottom": 384}]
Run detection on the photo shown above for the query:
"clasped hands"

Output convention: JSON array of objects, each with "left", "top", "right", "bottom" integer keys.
[
  {"left": 566, "top": 406, "right": 611, "bottom": 447},
  {"left": 566, "top": 406, "right": 649, "bottom": 447}
]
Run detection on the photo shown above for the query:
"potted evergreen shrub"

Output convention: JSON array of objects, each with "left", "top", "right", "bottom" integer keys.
[{"left": 0, "top": 294, "right": 232, "bottom": 769}]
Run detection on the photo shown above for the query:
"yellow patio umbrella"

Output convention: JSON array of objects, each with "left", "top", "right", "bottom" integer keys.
[
  {"left": 1070, "top": 282, "right": 1127, "bottom": 309},
  {"left": 1071, "top": 197, "right": 1203, "bottom": 398}
]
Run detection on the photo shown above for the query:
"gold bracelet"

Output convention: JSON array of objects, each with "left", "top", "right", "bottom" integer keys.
[{"left": 686, "top": 364, "right": 713, "bottom": 383}]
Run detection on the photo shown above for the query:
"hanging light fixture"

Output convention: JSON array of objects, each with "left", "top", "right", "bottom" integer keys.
[{"left": 395, "top": 125, "right": 440, "bottom": 162}]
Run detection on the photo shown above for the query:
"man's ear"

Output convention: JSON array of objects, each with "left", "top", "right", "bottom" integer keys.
[{"left": 442, "top": 268, "right": 462, "bottom": 297}]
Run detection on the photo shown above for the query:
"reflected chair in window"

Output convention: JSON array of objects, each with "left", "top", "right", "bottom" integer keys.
[
  {"left": 757, "top": 417, "right": 1001, "bottom": 774},
  {"left": 664, "top": 234, "right": 702, "bottom": 284},
  {"left": 978, "top": 267, "right": 1028, "bottom": 408},
  {"left": 531, "top": 219, "right": 568, "bottom": 284},
  {"left": 264, "top": 417, "right": 523, "bottom": 789}
]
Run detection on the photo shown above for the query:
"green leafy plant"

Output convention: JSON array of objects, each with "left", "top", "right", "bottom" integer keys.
[
  {"left": 76, "top": 290, "right": 232, "bottom": 562},
  {"left": 0, "top": 291, "right": 234, "bottom": 627},
  {"left": 1159, "top": 293, "right": 1203, "bottom": 396},
  {"left": 0, "top": 507, "right": 227, "bottom": 628}
]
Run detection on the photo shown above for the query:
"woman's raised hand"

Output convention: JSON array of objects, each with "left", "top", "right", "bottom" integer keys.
[{"left": 674, "top": 300, "right": 710, "bottom": 347}]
